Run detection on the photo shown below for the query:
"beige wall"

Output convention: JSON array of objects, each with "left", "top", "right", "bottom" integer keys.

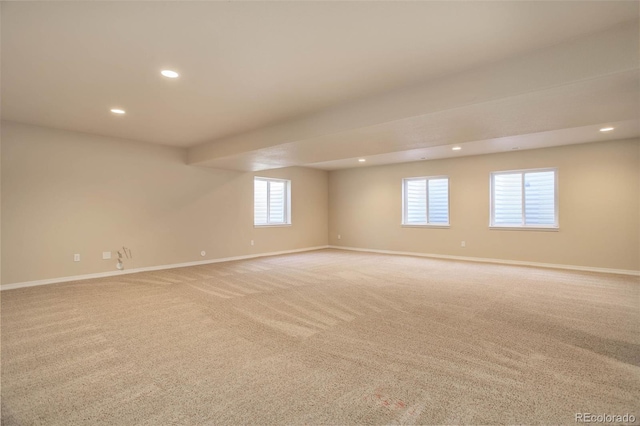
[
  {"left": 2, "top": 121, "right": 638, "bottom": 285},
  {"left": 1, "top": 122, "right": 328, "bottom": 285},
  {"left": 329, "top": 139, "right": 640, "bottom": 272}
]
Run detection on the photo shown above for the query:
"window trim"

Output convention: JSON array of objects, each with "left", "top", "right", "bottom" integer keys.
[
  {"left": 401, "top": 175, "right": 450, "bottom": 227},
  {"left": 254, "top": 177, "right": 292, "bottom": 227},
  {"left": 489, "top": 167, "right": 558, "bottom": 230}
]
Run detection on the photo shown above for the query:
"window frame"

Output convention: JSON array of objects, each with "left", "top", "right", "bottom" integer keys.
[
  {"left": 254, "top": 177, "right": 292, "bottom": 227},
  {"left": 401, "top": 175, "right": 450, "bottom": 228},
  {"left": 489, "top": 167, "right": 559, "bottom": 231}
]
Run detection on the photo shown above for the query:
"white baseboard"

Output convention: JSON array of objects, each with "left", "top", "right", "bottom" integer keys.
[
  {"left": 4, "top": 244, "right": 636, "bottom": 290},
  {"left": 328, "top": 245, "right": 640, "bottom": 277},
  {"left": 1, "top": 246, "right": 330, "bottom": 291}
]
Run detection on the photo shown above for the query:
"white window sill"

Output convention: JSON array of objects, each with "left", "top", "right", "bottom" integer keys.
[
  {"left": 489, "top": 226, "right": 559, "bottom": 232},
  {"left": 402, "top": 224, "right": 450, "bottom": 229},
  {"left": 254, "top": 224, "right": 292, "bottom": 228}
]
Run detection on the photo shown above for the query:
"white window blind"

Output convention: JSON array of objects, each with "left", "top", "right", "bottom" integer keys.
[
  {"left": 254, "top": 177, "right": 291, "bottom": 226},
  {"left": 524, "top": 171, "right": 556, "bottom": 225},
  {"left": 493, "top": 173, "right": 522, "bottom": 225},
  {"left": 254, "top": 179, "right": 268, "bottom": 225},
  {"left": 428, "top": 178, "right": 449, "bottom": 224},
  {"left": 405, "top": 179, "right": 427, "bottom": 224},
  {"left": 491, "top": 169, "right": 557, "bottom": 228},
  {"left": 402, "top": 177, "right": 449, "bottom": 226}
]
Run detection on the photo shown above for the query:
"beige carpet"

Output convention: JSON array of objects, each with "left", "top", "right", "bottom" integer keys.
[{"left": 1, "top": 249, "right": 638, "bottom": 425}]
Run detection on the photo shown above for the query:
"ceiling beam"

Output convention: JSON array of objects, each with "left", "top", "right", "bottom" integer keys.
[{"left": 187, "top": 22, "right": 638, "bottom": 170}]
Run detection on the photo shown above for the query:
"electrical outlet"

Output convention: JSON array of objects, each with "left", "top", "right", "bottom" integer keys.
[
  {"left": 201, "top": 251, "right": 206, "bottom": 257},
  {"left": 250, "top": 240, "right": 254, "bottom": 246},
  {"left": 102, "top": 251, "right": 111, "bottom": 260},
  {"left": 338, "top": 234, "right": 341, "bottom": 240},
  {"left": 461, "top": 241, "right": 466, "bottom": 247},
  {"left": 74, "top": 253, "right": 81, "bottom": 262}
]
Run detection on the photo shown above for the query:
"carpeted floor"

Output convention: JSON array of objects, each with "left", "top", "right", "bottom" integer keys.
[{"left": 1, "top": 249, "right": 638, "bottom": 425}]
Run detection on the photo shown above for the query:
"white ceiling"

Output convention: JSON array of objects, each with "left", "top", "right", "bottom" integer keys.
[{"left": 2, "top": 1, "right": 639, "bottom": 171}]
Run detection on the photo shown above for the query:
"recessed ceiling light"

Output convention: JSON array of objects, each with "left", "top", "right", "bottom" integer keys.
[
  {"left": 110, "top": 108, "right": 125, "bottom": 114},
  {"left": 511, "top": 147, "right": 520, "bottom": 150},
  {"left": 452, "top": 146, "right": 462, "bottom": 151},
  {"left": 420, "top": 157, "right": 427, "bottom": 160},
  {"left": 161, "top": 70, "right": 179, "bottom": 78},
  {"left": 358, "top": 159, "right": 366, "bottom": 163},
  {"left": 599, "top": 127, "right": 614, "bottom": 132}
]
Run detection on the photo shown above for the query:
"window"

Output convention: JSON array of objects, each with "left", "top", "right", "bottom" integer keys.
[
  {"left": 254, "top": 177, "right": 291, "bottom": 226},
  {"left": 490, "top": 168, "right": 557, "bottom": 229},
  {"left": 402, "top": 176, "right": 449, "bottom": 226}
]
